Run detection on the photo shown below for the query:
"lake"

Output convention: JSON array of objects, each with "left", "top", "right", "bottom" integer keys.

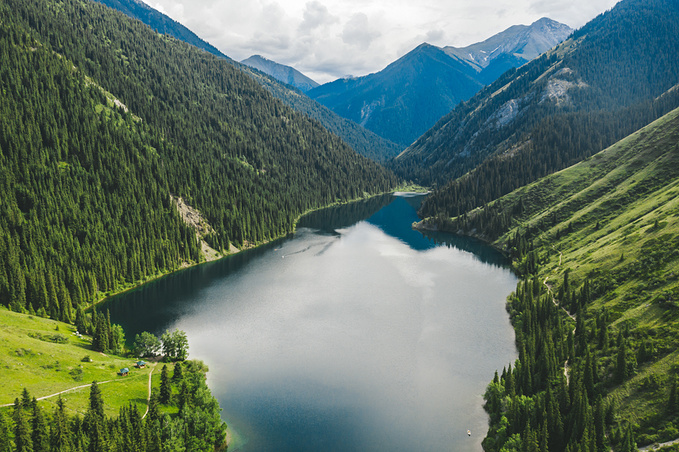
[{"left": 102, "top": 193, "right": 518, "bottom": 451}]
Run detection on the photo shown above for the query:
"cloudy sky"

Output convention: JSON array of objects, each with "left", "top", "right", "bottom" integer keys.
[{"left": 142, "top": 0, "right": 620, "bottom": 83}]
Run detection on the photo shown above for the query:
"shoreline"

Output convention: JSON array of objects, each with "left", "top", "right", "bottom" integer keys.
[
  {"left": 91, "top": 188, "right": 419, "bottom": 309},
  {"left": 413, "top": 217, "right": 515, "bottom": 263}
]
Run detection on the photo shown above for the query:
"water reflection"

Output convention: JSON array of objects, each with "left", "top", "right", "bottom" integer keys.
[{"left": 103, "top": 193, "right": 518, "bottom": 452}]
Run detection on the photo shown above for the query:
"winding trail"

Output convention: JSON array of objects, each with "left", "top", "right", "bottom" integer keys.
[
  {"left": 639, "top": 438, "right": 679, "bottom": 451},
  {"left": 0, "top": 380, "right": 114, "bottom": 407},
  {"left": 142, "top": 364, "right": 156, "bottom": 419},
  {"left": 542, "top": 246, "right": 576, "bottom": 384}
]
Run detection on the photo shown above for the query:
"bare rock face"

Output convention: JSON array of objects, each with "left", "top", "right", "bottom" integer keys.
[{"left": 171, "top": 195, "right": 224, "bottom": 261}]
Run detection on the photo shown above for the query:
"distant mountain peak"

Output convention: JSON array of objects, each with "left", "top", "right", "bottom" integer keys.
[
  {"left": 241, "top": 55, "right": 319, "bottom": 92},
  {"left": 308, "top": 17, "right": 572, "bottom": 146},
  {"left": 444, "top": 17, "right": 573, "bottom": 72}
]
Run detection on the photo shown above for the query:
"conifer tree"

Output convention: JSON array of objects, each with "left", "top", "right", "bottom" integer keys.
[
  {"left": 616, "top": 337, "right": 628, "bottom": 383},
  {"left": 668, "top": 376, "right": 679, "bottom": 414},
  {"left": 0, "top": 411, "right": 11, "bottom": 452},
  {"left": 50, "top": 397, "right": 72, "bottom": 452},
  {"left": 148, "top": 390, "right": 160, "bottom": 421},
  {"left": 13, "top": 398, "right": 33, "bottom": 452},
  {"left": 172, "top": 362, "right": 183, "bottom": 383},
  {"left": 31, "top": 398, "right": 49, "bottom": 452},
  {"left": 177, "top": 381, "right": 189, "bottom": 413},
  {"left": 21, "top": 388, "right": 32, "bottom": 409},
  {"left": 88, "top": 381, "right": 105, "bottom": 421},
  {"left": 85, "top": 382, "right": 107, "bottom": 452},
  {"left": 159, "top": 365, "right": 171, "bottom": 405}
]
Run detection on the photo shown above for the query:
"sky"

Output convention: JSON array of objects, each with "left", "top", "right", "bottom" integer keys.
[{"left": 141, "top": 0, "right": 621, "bottom": 84}]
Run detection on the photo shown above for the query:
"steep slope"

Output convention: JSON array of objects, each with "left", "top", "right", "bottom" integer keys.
[
  {"left": 308, "top": 19, "right": 570, "bottom": 147},
  {"left": 428, "top": 106, "right": 679, "bottom": 451},
  {"left": 396, "top": 0, "right": 679, "bottom": 219},
  {"left": 92, "top": 0, "right": 229, "bottom": 59},
  {"left": 444, "top": 17, "right": 573, "bottom": 84},
  {"left": 309, "top": 43, "right": 484, "bottom": 146},
  {"left": 0, "top": 0, "right": 397, "bottom": 316},
  {"left": 241, "top": 54, "right": 319, "bottom": 92},
  {"left": 90, "top": 0, "right": 401, "bottom": 162}
]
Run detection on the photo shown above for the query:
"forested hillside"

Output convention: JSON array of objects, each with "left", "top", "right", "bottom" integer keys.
[
  {"left": 0, "top": 0, "right": 397, "bottom": 317},
  {"left": 419, "top": 107, "right": 679, "bottom": 451},
  {"left": 308, "top": 19, "right": 571, "bottom": 148},
  {"left": 92, "top": 0, "right": 229, "bottom": 59},
  {"left": 394, "top": 0, "right": 679, "bottom": 221},
  {"left": 91, "top": 0, "right": 403, "bottom": 162}
]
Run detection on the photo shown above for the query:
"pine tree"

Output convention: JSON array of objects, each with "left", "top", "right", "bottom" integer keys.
[
  {"left": 21, "top": 388, "right": 32, "bottom": 409},
  {"left": 31, "top": 398, "right": 50, "bottom": 452},
  {"left": 75, "top": 306, "right": 88, "bottom": 335},
  {"left": 668, "top": 376, "right": 679, "bottom": 414},
  {"left": 177, "top": 381, "right": 189, "bottom": 413},
  {"left": 13, "top": 398, "right": 33, "bottom": 452},
  {"left": 159, "top": 365, "right": 171, "bottom": 405},
  {"left": 616, "top": 337, "right": 628, "bottom": 383},
  {"left": 50, "top": 397, "right": 72, "bottom": 452},
  {"left": 0, "top": 411, "right": 11, "bottom": 452},
  {"left": 172, "top": 362, "right": 183, "bottom": 383},
  {"left": 88, "top": 381, "right": 104, "bottom": 421},
  {"left": 148, "top": 390, "right": 160, "bottom": 421}
]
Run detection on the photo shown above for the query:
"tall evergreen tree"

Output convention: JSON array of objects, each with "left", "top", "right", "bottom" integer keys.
[
  {"left": 159, "top": 365, "right": 171, "bottom": 405},
  {"left": 50, "top": 397, "right": 72, "bottom": 452},
  {"left": 0, "top": 411, "right": 11, "bottom": 452},
  {"left": 31, "top": 398, "right": 50, "bottom": 452},
  {"left": 13, "top": 398, "right": 33, "bottom": 452}
]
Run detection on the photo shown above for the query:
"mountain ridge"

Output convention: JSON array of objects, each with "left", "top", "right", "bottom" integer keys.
[
  {"left": 91, "top": 0, "right": 401, "bottom": 162},
  {"left": 444, "top": 17, "right": 573, "bottom": 83},
  {"left": 308, "top": 18, "right": 572, "bottom": 146},
  {"left": 92, "top": 0, "right": 230, "bottom": 59},
  {"left": 394, "top": 0, "right": 679, "bottom": 219},
  {"left": 241, "top": 54, "right": 319, "bottom": 92}
]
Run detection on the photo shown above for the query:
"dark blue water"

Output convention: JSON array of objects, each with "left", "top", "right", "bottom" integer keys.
[{"left": 103, "top": 193, "right": 517, "bottom": 451}]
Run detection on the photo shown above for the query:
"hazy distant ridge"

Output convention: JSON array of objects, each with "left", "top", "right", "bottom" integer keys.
[{"left": 241, "top": 55, "right": 319, "bottom": 92}]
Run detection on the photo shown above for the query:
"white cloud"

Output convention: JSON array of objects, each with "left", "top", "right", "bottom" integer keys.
[
  {"left": 342, "top": 13, "right": 381, "bottom": 49},
  {"left": 140, "top": 0, "right": 621, "bottom": 84},
  {"left": 299, "top": 1, "right": 339, "bottom": 33}
]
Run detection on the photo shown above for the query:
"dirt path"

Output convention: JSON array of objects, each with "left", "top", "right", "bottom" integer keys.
[
  {"left": 542, "top": 246, "right": 576, "bottom": 384},
  {"left": 142, "top": 364, "right": 156, "bottom": 419},
  {"left": 0, "top": 380, "right": 114, "bottom": 407},
  {"left": 639, "top": 437, "right": 679, "bottom": 451}
]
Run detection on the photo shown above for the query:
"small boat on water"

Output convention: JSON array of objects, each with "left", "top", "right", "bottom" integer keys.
[{"left": 467, "top": 430, "right": 471, "bottom": 436}]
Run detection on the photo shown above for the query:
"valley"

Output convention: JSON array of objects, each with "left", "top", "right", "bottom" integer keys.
[{"left": 1, "top": 0, "right": 679, "bottom": 450}]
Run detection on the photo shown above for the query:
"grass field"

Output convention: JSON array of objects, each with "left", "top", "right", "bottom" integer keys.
[
  {"left": 0, "top": 307, "right": 155, "bottom": 417},
  {"left": 482, "top": 106, "right": 679, "bottom": 444}
]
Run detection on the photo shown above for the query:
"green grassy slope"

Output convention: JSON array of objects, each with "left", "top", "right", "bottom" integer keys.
[
  {"left": 431, "top": 107, "right": 679, "bottom": 447},
  {"left": 0, "top": 308, "right": 153, "bottom": 418}
]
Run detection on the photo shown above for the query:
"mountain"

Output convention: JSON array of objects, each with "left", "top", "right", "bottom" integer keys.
[
  {"left": 444, "top": 17, "right": 573, "bottom": 84},
  {"left": 0, "top": 0, "right": 397, "bottom": 315},
  {"left": 308, "top": 43, "right": 483, "bottom": 147},
  {"left": 90, "top": 0, "right": 401, "bottom": 162},
  {"left": 424, "top": 105, "right": 679, "bottom": 451},
  {"left": 308, "top": 18, "right": 571, "bottom": 147},
  {"left": 395, "top": 0, "right": 679, "bottom": 219},
  {"left": 92, "top": 0, "right": 229, "bottom": 59},
  {"left": 241, "top": 54, "right": 319, "bottom": 92}
]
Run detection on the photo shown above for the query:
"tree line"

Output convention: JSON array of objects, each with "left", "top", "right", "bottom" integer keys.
[
  {"left": 0, "top": 360, "right": 226, "bottom": 452},
  {"left": 0, "top": 0, "right": 398, "bottom": 317}
]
